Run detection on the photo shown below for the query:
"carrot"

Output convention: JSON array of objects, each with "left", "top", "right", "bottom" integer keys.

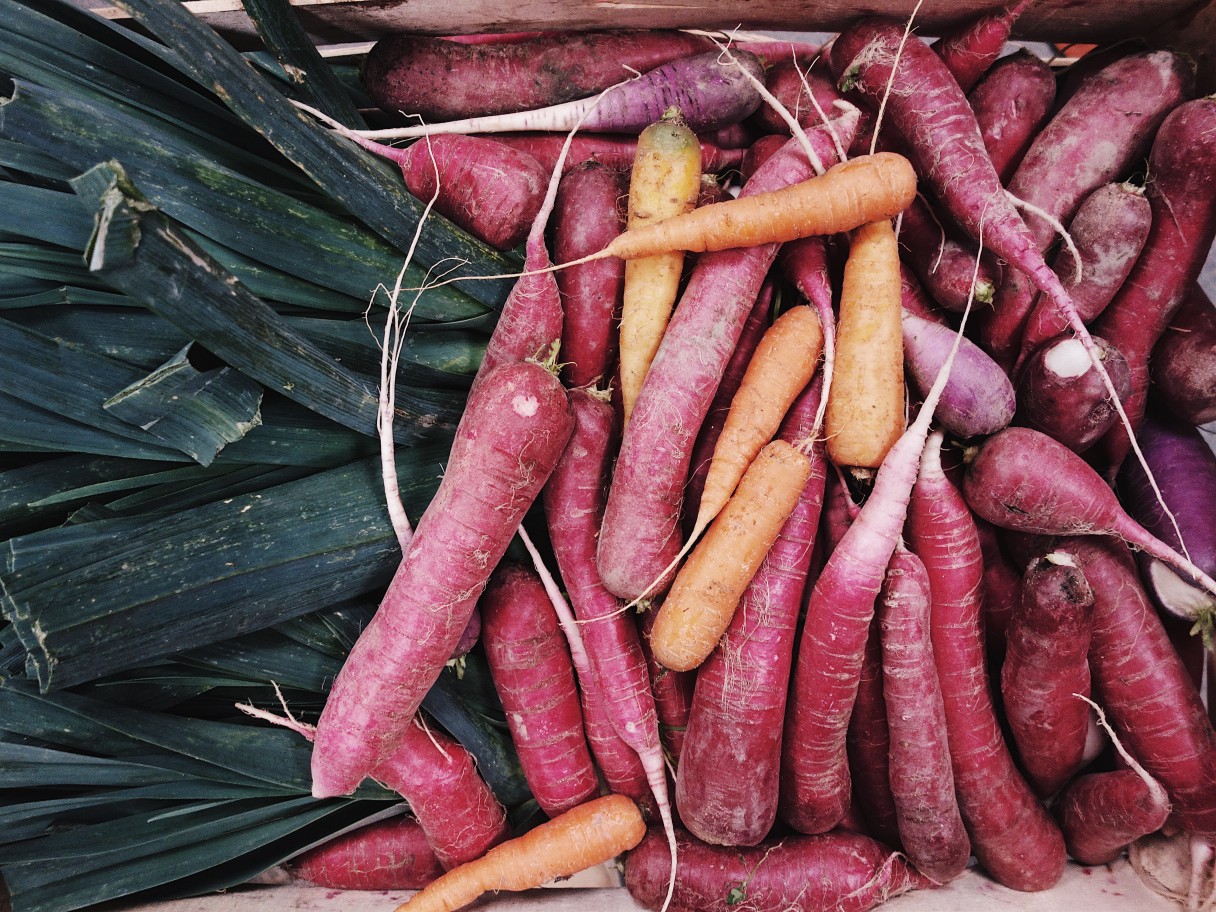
[
  {"left": 825, "top": 217, "right": 905, "bottom": 474},
  {"left": 554, "top": 162, "right": 627, "bottom": 388},
  {"left": 488, "top": 132, "right": 744, "bottom": 176},
  {"left": 962, "top": 426, "right": 1216, "bottom": 599},
  {"left": 310, "top": 359, "right": 574, "bottom": 797},
  {"left": 1152, "top": 285, "right": 1216, "bottom": 427},
  {"left": 394, "top": 794, "right": 646, "bottom": 912},
  {"left": 897, "top": 193, "right": 999, "bottom": 312},
  {"left": 967, "top": 49, "right": 1057, "bottom": 184},
  {"left": 691, "top": 304, "right": 823, "bottom": 537},
  {"left": 684, "top": 280, "right": 776, "bottom": 533},
  {"left": 619, "top": 108, "right": 703, "bottom": 427},
  {"left": 1001, "top": 552, "right": 1096, "bottom": 799},
  {"left": 908, "top": 433, "right": 1067, "bottom": 891},
  {"left": 289, "top": 816, "right": 444, "bottom": 890},
  {"left": 675, "top": 380, "right": 826, "bottom": 846},
  {"left": 599, "top": 151, "right": 917, "bottom": 261},
  {"left": 929, "top": 0, "right": 1032, "bottom": 93},
  {"left": 847, "top": 613, "right": 902, "bottom": 849},
  {"left": 648, "top": 438, "right": 813, "bottom": 672},
  {"left": 879, "top": 541, "right": 970, "bottom": 884},
  {"left": 480, "top": 562, "right": 601, "bottom": 817},
  {"left": 362, "top": 31, "right": 715, "bottom": 121},
  {"left": 638, "top": 605, "right": 695, "bottom": 762},
  {"left": 598, "top": 116, "right": 858, "bottom": 602}
]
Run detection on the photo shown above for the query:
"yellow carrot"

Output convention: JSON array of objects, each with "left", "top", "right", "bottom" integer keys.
[
  {"left": 619, "top": 108, "right": 703, "bottom": 427},
  {"left": 601, "top": 152, "right": 916, "bottom": 261},
  {"left": 649, "top": 439, "right": 813, "bottom": 672},
  {"left": 394, "top": 794, "right": 646, "bottom": 912},
  {"left": 692, "top": 304, "right": 823, "bottom": 537},
  {"left": 825, "top": 218, "right": 905, "bottom": 472}
]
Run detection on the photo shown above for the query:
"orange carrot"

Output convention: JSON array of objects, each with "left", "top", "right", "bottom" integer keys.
[
  {"left": 393, "top": 795, "right": 646, "bottom": 912},
  {"left": 692, "top": 304, "right": 823, "bottom": 537},
  {"left": 824, "top": 218, "right": 905, "bottom": 473},
  {"left": 619, "top": 109, "right": 703, "bottom": 427},
  {"left": 599, "top": 151, "right": 916, "bottom": 261},
  {"left": 648, "top": 439, "right": 813, "bottom": 672}
]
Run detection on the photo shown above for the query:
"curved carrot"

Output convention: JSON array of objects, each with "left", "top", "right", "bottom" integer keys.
[
  {"left": 692, "top": 304, "right": 823, "bottom": 537},
  {"left": 825, "top": 218, "right": 905, "bottom": 473},
  {"left": 394, "top": 794, "right": 646, "bottom": 912},
  {"left": 619, "top": 108, "right": 703, "bottom": 427},
  {"left": 600, "top": 152, "right": 917, "bottom": 260},
  {"left": 649, "top": 439, "right": 813, "bottom": 672}
]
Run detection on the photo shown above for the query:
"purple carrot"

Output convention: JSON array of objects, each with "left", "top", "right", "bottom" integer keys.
[
  {"left": 597, "top": 113, "right": 858, "bottom": 601},
  {"left": 908, "top": 433, "right": 1067, "bottom": 891},
  {"left": 902, "top": 309, "right": 1015, "bottom": 438},
  {"left": 930, "top": 0, "right": 1033, "bottom": 94},
  {"left": 1119, "top": 412, "right": 1216, "bottom": 629},
  {"left": 553, "top": 162, "right": 627, "bottom": 387},
  {"left": 880, "top": 542, "right": 970, "bottom": 884},
  {"left": 310, "top": 360, "right": 574, "bottom": 797},
  {"left": 968, "top": 49, "right": 1056, "bottom": 184},
  {"left": 962, "top": 426, "right": 1216, "bottom": 600},
  {"left": 1057, "top": 769, "right": 1172, "bottom": 865},
  {"left": 480, "top": 562, "right": 600, "bottom": 816},
  {"left": 1017, "top": 181, "right": 1152, "bottom": 367},
  {"left": 1094, "top": 98, "right": 1216, "bottom": 476},
  {"left": 639, "top": 605, "right": 694, "bottom": 763},
  {"left": 1001, "top": 552, "right": 1096, "bottom": 798},
  {"left": 353, "top": 51, "right": 766, "bottom": 140},
  {"left": 1015, "top": 334, "right": 1132, "bottom": 453},
  {"left": 676, "top": 380, "right": 827, "bottom": 847},
  {"left": 1152, "top": 284, "right": 1216, "bottom": 427}
]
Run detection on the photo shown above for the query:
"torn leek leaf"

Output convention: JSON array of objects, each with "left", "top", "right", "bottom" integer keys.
[
  {"left": 103, "top": 346, "right": 263, "bottom": 466},
  {"left": 74, "top": 160, "right": 410, "bottom": 443},
  {"left": 109, "top": 0, "right": 516, "bottom": 311},
  {"left": 1, "top": 448, "right": 447, "bottom": 690}
]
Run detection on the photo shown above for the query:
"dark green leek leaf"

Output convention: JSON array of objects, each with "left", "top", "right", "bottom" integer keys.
[
  {"left": 1, "top": 450, "right": 447, "bottom": 689},
  {"left": 0, "top": 742, "right": 196, "bottom": 789},
  {"left": 241, "top": 0, "right": 364, "bottom": 129},
  {"left": 102, "top": 346, "right": 263, "bottom": 466},
  {"left": 0, "top": 389, "right": 185, "bottom": 462},
  {"left": 110, "top": 0, "right": 517, "bottom": 312},
  {"left": 0, "top": 137, "right": 78, "bottom": 182}
]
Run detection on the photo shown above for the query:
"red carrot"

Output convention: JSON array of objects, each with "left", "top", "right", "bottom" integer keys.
[
  {"left": 553, "top": 162, "right": 627, "bottom": 387},
  {"left": 543, "top": 387, "right": 671, "bottom": 821},
  {"left": 1093, "top": 97, "right": 1216, "bottom": 476},
  {"left": 310, "top": 360, "right": 574, "bottom": 797},
  {"left": 1067, "top": 537, "right": 1216, "bottom": 837},
  {"left": 1152, "top": 284, "right": 1216, "bottom": 427},
  {"left": 639, "top": 605, "right": 694, "bottom": 763},
  {"left": 1001, "top": 552, "right": 1095, "bottom": 798},
  {"left": 898, "top": 193, "right": 998, "bottom": 312},
  {"left": 1057, "top": 769, "right": 1172, "bottom": 865},
  {"left": 961, "top": 426, "right": 1216, "bottom": 599},
  {"left": 879, "top": 542, "right": 970, "bottom": 884},
  {"left": 288, "top": 816, "right": 444, "bottom": 890},
  {"left": 676, "top": 380, "right": 826, "bottom": 847},
  {"left": 930, "top": 0, "right": 1032, "bottom": 94},
  {"left": 1014, "top": 334, "right": 1131, "bottom": 454},
  {"left": 362, "top": 31, "right": 715, "bottom": 120},
  {"left": 625, "top": 828, "right": 928, "bottom": 912},
  {"left": 907, "top": 433, "right": 1067, "bottom": 891},
  {"left": 481, "top": 562, "right": 600, "bottom": 816},
  {"left": 1016, "top": 181, "right": 1151, "bottom": 366},
  {"left": 967, "top": 49, "right": 1056, "bottom": 184},
  {"left": 847, "top": 614, "right": 901, "bottom": 849}
]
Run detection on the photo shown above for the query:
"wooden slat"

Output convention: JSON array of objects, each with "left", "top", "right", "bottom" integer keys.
[{"left": 81, "top": 0, "right": 1213, "bottom": 48}]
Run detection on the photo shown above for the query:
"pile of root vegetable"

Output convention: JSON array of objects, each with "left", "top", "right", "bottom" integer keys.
[{"left": 1, "top": 2, "right": 1216, "bottom": 912}]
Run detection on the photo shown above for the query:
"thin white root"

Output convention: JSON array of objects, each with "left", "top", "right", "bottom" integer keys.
[
  {"left": 1004, "top": 190, "right": 1084, "bottom": 284},
  {"left": 516, "top": 525, "right": 592, "bottom": 672},
  {"left": 1073, "top": 693, "right": 1170, "bottom": 811}
]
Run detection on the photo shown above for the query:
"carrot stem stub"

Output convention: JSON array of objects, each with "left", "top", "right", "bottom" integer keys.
[
  {"left": 602, "top": 152, "right": 917, "bottom": 260},
  {"left": 394, "top": 795, "right": 646, "bottom": 912}
]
